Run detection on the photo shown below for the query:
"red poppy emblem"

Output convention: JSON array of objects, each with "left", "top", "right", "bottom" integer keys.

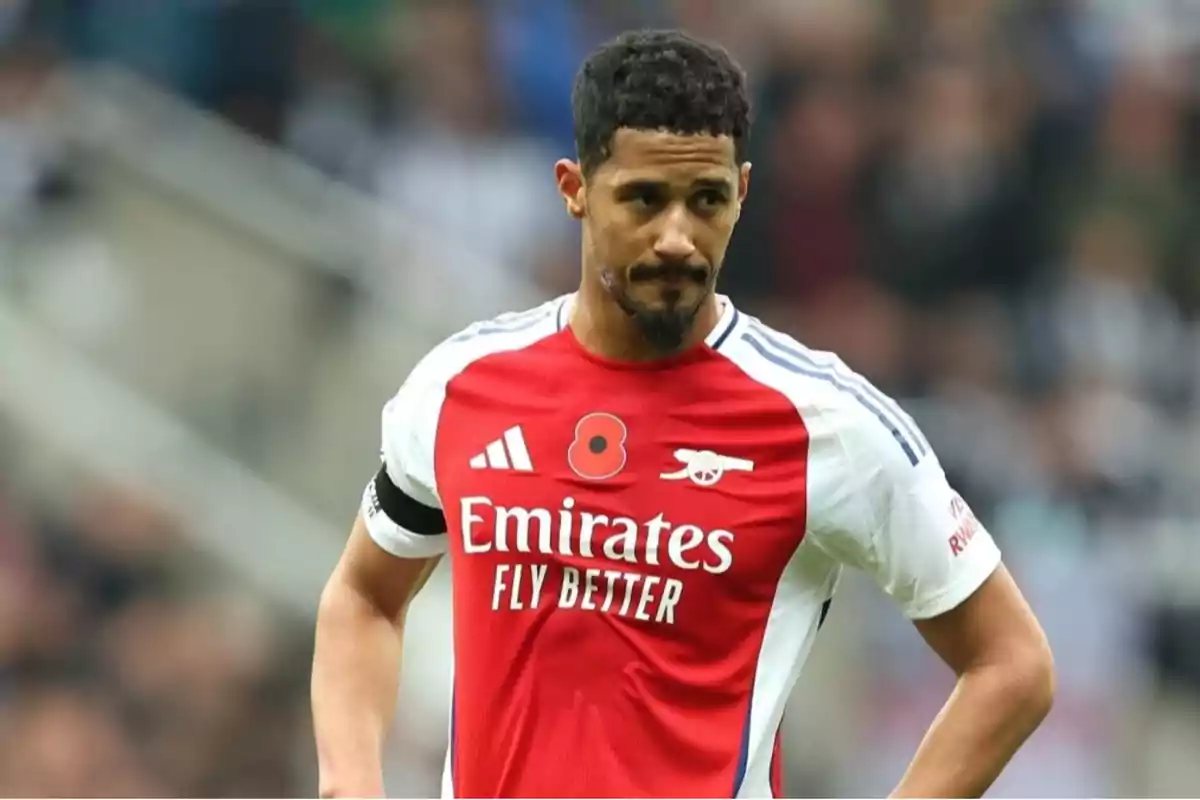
[{"left": 568, "top": 412, "right": 628, "bottom": 480}]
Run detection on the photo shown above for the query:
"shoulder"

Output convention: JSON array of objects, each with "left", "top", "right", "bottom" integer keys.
[
  {"left": 379, "top": 296, "right": 569, "bottom": 490},
  {"left": 402, "top": 295, "right": 570, "bottom": 396},
  {"left": 716, "top": 310, "right": 932, "bottom": 471}
]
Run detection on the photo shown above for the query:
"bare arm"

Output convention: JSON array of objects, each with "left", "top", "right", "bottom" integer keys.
[
  {"left": 890, "top": 565, "right": 1055, "bottom": 798},
  {"left": 312, "top": 514, "right": 441, "bottom": 798}
]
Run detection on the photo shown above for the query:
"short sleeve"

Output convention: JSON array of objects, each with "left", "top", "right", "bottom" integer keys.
[
  {"left": 807, "top": 403, "right": 1001, "bottom": 620},
  {"left": 360, "top": 355, "right": 449, "bottom": 559}
]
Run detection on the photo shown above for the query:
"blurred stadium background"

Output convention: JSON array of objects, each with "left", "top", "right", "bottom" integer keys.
[{"left": 1, "top": 0, "right": 1198, "bottom": 796}]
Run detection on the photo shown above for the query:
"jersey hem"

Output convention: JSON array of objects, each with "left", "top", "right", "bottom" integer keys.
[{"left": 902, "top": 546, "right": 1002, "bottom": 620}]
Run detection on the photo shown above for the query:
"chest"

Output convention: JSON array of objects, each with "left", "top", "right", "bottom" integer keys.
[{"left": 432, "top": 359, "right": 811, "bottom": 581}]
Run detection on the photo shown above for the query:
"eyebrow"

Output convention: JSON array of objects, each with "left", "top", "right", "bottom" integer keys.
[
  {"left": 614, "top": 177, "right": 732, "bottom": 195},
  {"left": 692, "top": 178, "right": 732, "bottom": 195},
  {"left": 615, "top": 179, "right": 667, "bottom": 196}
]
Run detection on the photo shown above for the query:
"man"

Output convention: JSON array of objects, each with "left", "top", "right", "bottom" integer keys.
[{"left": 312, "top": 29, "right": 1054, "bottom": 799}]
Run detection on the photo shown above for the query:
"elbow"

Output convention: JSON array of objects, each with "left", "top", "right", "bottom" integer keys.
[
  {"left": 318, "top": 568, "right": 380, "bottom": 623},
  {"left": 315, "top": 575, "right": 351, "bottom": 631},
  {"left": 962, "top": 628, "right": 1056, "bottom": 730},
  {"left": 1002, "top": 635, "right": 1057, "bottom": 726},
  {"left": 316, "top": 570, "right": 406, "bottom": 640},
  {"left": 318, "top": 571, "right": 355, "bottom": 613}
]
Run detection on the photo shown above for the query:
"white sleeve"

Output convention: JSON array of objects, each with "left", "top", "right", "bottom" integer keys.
[
  {"left": 808, "top": 402, "right": 1002, "bottom": 620},
  {"left": 360, "top": 354, "right": 449, "bottom": 559}
]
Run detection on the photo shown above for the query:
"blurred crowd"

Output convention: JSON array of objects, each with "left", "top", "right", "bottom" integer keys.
[
  {"left": 0, "top": 435, "right": 311, "bottom": 796},
  {"left": 2, "top": 0, "right": 1200, "bottom": 796}
]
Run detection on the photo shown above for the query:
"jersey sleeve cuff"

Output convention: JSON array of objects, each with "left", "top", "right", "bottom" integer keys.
[
  {"left": 361, "top": 483, "right": 448, "bottom": 559},
  {"left": 901, "top": 536, "right": 1003, "bottom": 620}
]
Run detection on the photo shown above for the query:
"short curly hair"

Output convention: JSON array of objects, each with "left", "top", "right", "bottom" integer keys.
[{"left": 572, "top": 29, "right": 751, "bottom": 175}]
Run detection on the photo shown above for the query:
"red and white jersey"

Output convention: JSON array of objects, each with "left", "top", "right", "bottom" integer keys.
[{"left": 361, "top": 294, "right": 1001, "bottom": 798}]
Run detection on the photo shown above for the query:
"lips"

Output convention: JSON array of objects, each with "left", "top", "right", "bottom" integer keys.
[{"left": 630, "top": 264, "right": 708, "bottom": 284}]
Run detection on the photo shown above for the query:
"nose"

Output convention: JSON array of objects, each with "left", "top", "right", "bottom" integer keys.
[{"left": 653, "top": 206, "right": 697, "bottom": 262}]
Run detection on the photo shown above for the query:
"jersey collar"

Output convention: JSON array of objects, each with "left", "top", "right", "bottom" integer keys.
[{"left": 556, "top": 293, "right": 739, "bottom": 352}]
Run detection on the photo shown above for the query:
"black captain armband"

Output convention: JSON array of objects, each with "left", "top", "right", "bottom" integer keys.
[{"left": 368, "top": 465, "right": 447, "bottom": 535}]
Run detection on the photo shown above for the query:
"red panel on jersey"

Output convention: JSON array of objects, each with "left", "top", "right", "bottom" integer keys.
[{"left": 434, "top": 328, "right": 809, "bottom": 797}]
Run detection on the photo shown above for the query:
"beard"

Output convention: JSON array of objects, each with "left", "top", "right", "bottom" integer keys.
[
  {"left": 614, "top": 292, "right": 702, "bottom": 351},
  {"left": 603, "top": 262, "right": 712, "bottom": 353}
]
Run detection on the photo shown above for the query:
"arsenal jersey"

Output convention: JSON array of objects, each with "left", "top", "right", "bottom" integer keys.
[{"left": 361, "top": 294, "right": 1001, "bottom": 798}]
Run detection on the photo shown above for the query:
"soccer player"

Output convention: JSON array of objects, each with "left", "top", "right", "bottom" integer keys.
[{"left": 312, "top": 29, "right": 1054, "bottom": 799}]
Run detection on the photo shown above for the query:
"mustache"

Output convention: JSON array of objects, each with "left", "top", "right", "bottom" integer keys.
[{"left": 628, "top": 262, "right": 710, "bottom": 283}]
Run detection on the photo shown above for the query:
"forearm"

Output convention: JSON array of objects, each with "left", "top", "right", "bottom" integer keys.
[
  {"left": 312, "top": 581, "right": 405, "bottom": 798},
  {"left": 890, "top": 660, "right": 1054, "bottom": 798}
]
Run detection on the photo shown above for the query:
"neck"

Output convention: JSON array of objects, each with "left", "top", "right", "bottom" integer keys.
[{"left": 569, "top": 275, "right": 721, "bottom": 362}]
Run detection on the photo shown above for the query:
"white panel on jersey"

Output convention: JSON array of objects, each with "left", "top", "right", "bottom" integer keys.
[
  {"left": 718, "top": 313, "right": 1001, "bottom": 620},
  {"left": 469, "top": 453, "right": 487, "bottom": 469},
  {"left": 739, "top": 541, "right": 839, "bottom": 798}
]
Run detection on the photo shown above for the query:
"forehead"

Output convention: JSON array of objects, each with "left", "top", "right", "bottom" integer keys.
[{"left": 595, "top": 128, "right": 738, "bottom": 185}]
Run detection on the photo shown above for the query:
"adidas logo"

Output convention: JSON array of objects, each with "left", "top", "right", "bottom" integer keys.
[{"left": 469, "top": 426, "right": 534, "bottom": 472}]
